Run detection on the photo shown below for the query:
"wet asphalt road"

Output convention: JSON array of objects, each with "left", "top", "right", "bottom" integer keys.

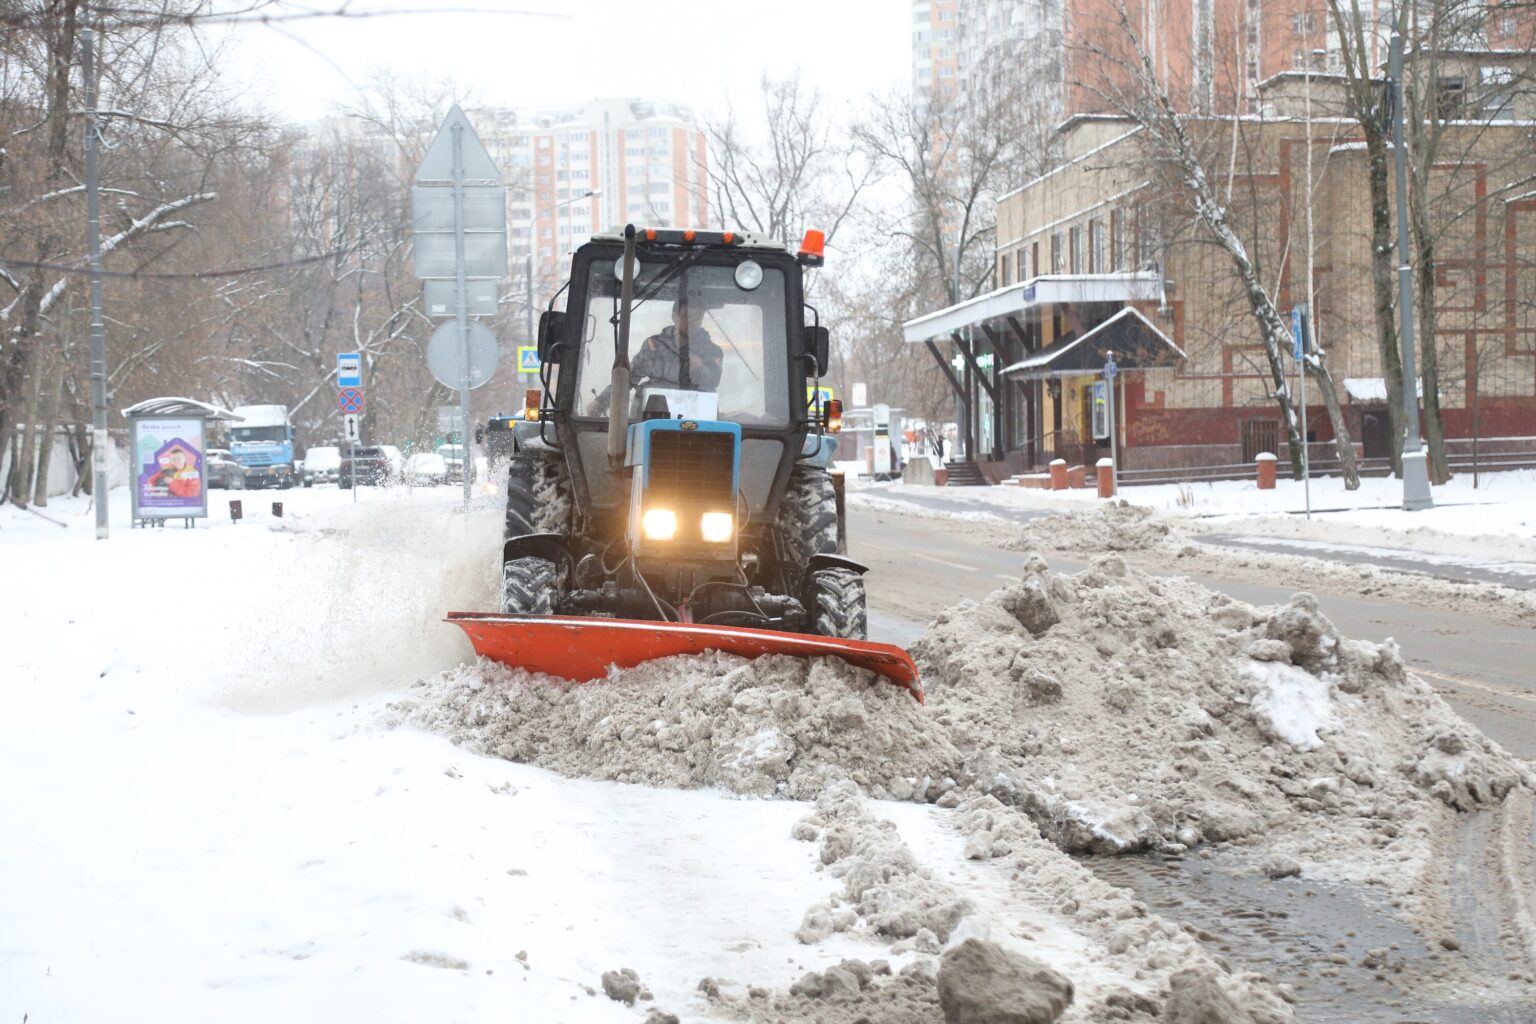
[{"left": 849, "top": 504, "right": 1536, "bottom": 761}]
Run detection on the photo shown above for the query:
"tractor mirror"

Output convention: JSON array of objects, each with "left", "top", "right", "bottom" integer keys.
[
  {"left": 803, "top": 325, "right": 829, "bottom": 376},
  {"left": 537, "top": 310, "right": 567, "bottom": 363}
]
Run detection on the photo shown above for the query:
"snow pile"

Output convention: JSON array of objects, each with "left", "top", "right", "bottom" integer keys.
[
  {"left": 700, "top": 782, "right": 1294, "bottom": 1022},
  {"left": 393, "top": 653, "right": 965, "bottom": 800},
  {"left": 1005, "top": 500, "right": 1173, "bottom": 554},
  {"left": 396, "top": 550, "right": 1531, "bottom": 879}
]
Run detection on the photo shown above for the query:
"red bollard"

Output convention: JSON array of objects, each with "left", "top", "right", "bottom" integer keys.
[
  {"left": 1256, "top": 452, "right": 1277, "bottom": 490},
  {"left": 1049, "top": 458, "right": 1068, "bottom": 491},
  {"left": 1096, "top": 457, "right": 1115, "bottom": 498}
]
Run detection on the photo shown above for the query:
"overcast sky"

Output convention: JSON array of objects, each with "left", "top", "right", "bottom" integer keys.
[{"left": 216, "top": 0, "right": 911, "bottom": 125}]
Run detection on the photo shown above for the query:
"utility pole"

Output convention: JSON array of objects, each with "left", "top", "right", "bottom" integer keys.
[
  {"left": 1390, "top": 31, "right": 1434, "bottom": 511},
  {"left": 82, "top": 26, "right": 109, "bottom": 539}
]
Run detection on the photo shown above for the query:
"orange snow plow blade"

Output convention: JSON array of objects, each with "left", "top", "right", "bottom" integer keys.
[{"left": 447, "top": 613, "right": 922, "bottom": 702}]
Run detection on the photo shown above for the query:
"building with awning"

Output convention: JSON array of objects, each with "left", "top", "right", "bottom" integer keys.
[{"left": 903, "top": 271, "right": 1176, "bottom": 477}]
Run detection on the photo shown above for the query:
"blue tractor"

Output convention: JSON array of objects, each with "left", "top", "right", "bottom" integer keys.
[{"left": 449, "top": 226, "right": 918, "bottom": 698}]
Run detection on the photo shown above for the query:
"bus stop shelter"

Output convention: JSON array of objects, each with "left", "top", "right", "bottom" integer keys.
[{"left": 121, "top": 398, "right": 242, "bottom": 528}]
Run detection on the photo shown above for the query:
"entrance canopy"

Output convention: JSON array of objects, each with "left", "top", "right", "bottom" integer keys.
[
  {"left": 902, "top": 272, "right": 1163, "bottom": 343},
  {"left": 1001, "top": 307, "right": 1183, "bottom": 380}
]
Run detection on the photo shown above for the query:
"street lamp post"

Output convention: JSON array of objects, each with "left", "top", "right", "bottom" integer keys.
[
  {"left": 1389, "top": 31, "right": 1434, "bottom": 511},
  {"left": 523, "top": 189, "right": 600, "bottom": 388}
]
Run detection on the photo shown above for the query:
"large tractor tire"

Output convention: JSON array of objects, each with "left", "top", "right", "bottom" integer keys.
[
  {"left": 809, "top": 568, "right": 868, "bottom": 640},
  {"left": 500, "top": 557, "right": 559, "bottom": 615},
  {"left": 779, "top": 467, "right": 867, "bottom": 639},
  {"left": 501, "top": 444, "right": 571, "bottom": 615},
  {"left": 777, "top": 467, "right": 839, "bottom": 574},
  {"left": 505, "top": 445, "right": 572, "bottom": 541}
]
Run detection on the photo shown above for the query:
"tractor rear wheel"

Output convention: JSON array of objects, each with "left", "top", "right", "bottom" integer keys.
[
  {"left": 505, "top": 445, "right": 572, "bottom": 541},
  {"left": 777, "top": 467, "right": 839, "bottom": 575},
  {"left": 500, "top": 557, "right": 559, "bottom": 615},
  {"left": 810, "top": 568, "right": 868, "bottom": 640}
]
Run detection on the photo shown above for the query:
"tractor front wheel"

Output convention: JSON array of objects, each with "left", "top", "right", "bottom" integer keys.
[
  {"left": 809, "top": 567, "right": 868, "bottom": 640},
  {"left": 500, "top": 557, "right": 560, "bottom": 615}
]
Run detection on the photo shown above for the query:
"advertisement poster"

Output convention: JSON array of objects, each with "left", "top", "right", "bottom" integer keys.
[{"left": 131, "top": 417, "right": 207, "bottom": 519}]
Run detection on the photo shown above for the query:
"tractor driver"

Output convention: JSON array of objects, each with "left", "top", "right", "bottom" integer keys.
[{"left": 630, "top": 297, "right": 724, "bottom": 392}]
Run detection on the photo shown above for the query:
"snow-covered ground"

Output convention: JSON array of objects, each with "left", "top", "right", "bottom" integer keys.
[
  {"left": 849, "top": 469, "right": 1536, "bottom": 562},
  {"left": 7, "top": 479, "right": 1533, "bottom": 1021},
  {"left": 0, "top": 485, "right": 878, "bottom": 1022}
]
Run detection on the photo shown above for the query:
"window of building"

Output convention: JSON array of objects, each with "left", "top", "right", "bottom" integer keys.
[
  {"left": 1015, "top": 248, "right": 1025, "bottom": 282},
  {"left": 999, "top": 252, "right": 1011, "bottom": 286},
  {"left": 1291, "top": 12, "right": 1315, "bottom": 33},
  {"left": 1108, "top": 210, "right": 1122, "bottom": 270},
  {"left": 1436, "top": 76, "right": 1466, "bottom": 120},
  {"left": 1481, "top": 65, "right": 1515, "bottom": 120},
  {"left": 1050, "top": 233, "right": 1063, "bottom": 273},
  {"left": 648, "top": 181, "right": 670, "bottom": 193},
  {"left": 648, "top": 126, "right": 668, "bottom": 137},
  {"left": 1089, "top": 219, "right": 1105, "bottom": 274},
  {"left": 625, "top": 146, "right": 643, "bottom": 157},
  {"left": 627, "top": 183, "right": 644, "bottom": 195},
  {"left": 1068, "top": 226, "right": 1083, "bottom": 273},
  {"left": 537, "top": 137, "right": 551, "bottom": 148},
  {"left": 1240, "top": 420, "right": 1280, "bottom": 463}
]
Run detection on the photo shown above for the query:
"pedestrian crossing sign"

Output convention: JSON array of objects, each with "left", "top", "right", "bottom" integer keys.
[{"left": 518, "top": 346, "right": 540, "bottom": 373}]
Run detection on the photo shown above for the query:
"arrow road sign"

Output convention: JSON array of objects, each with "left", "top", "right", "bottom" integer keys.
[{"left": 338, "top": 387, "right": 365, "bottom": 414}]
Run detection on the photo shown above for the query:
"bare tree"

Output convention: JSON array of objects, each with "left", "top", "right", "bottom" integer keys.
[
  {"left": 1083, "top": 2, "right": 1361, "bottom": 487},
  {"left": 705, "top": 73, "right": 874, "bottom": 251},
  {"left": 0, "top": 0, "right": 264, "bottom": 505}
]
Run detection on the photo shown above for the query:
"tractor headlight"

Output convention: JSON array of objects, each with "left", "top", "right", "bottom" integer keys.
[
  {"left": 700, "top": 511, "right": 734, "bottom": 543},
  {"left": 641, "top": 508, "right": 677, "bottom": 540}
]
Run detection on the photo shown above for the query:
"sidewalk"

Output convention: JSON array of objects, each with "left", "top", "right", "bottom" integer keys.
[{"left": 848, "top": 472, "right": 1536, "bottom": 592}]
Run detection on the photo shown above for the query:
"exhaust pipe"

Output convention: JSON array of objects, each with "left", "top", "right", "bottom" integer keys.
[{"left": 608, "top": 224, "right": 636, "bottom": 467}]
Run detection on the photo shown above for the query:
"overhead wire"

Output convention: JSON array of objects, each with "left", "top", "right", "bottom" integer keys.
[{"left": 0, "top": 248, "right": 354, "bottom": 281}]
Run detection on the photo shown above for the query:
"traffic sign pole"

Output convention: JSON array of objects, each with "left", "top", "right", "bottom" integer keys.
[{"left": 451, "top": 119, "right": 473, "bottom": 504}]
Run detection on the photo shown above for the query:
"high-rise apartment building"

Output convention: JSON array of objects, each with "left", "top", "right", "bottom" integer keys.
[
  {"left": 476, "top": 98, "right": 709, "bottom": 299},
  {"left": 912, "top": 0, "right": 963, "bottom": 103},
  {"left": 913, "top": 0, "right": 1406, "bottom": 120}
]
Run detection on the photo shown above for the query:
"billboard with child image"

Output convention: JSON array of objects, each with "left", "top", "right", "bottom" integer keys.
[{"left": 130, "top": 417, "right": 207, "bottom": 520}]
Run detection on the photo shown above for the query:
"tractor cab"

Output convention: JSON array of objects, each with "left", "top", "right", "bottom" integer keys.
[{"left": 534, "top": 228, "right": 829, "bottom": 519}]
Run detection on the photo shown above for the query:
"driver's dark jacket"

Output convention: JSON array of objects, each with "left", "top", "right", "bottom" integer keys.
[{"left": 631, "top": 325, "right": 724, "bottom": 390}]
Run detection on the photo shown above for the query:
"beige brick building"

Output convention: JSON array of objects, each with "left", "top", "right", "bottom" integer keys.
[{"left": 906, "top": 72, "right": 1536, "bottom": 474}]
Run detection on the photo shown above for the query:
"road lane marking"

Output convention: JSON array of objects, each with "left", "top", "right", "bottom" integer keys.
[
  {"left": 1415, "top": 666, "right": 1536, "bottom": 706},
  {"left": 912, "top": 552, "right": 980, "bottom": 572}
]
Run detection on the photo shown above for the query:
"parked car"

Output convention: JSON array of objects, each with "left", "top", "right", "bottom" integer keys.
[
  {"left": 437, "top": 443, "right": 467, "bottom": 482},
  {"left": 379, "top": 445, "right": 405, "bottom": 478},
  {"left": 403, "top": 452, "right": 448, "bottom": 486},
  {"left": 301, "top": 446, "right": 341, "bottom": 487},
  {"left": 205, "top": 448, "right": 245, "bottom": 489},
  {"left": 338, "top": 446, "right": 395, "bottom": 487}
]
